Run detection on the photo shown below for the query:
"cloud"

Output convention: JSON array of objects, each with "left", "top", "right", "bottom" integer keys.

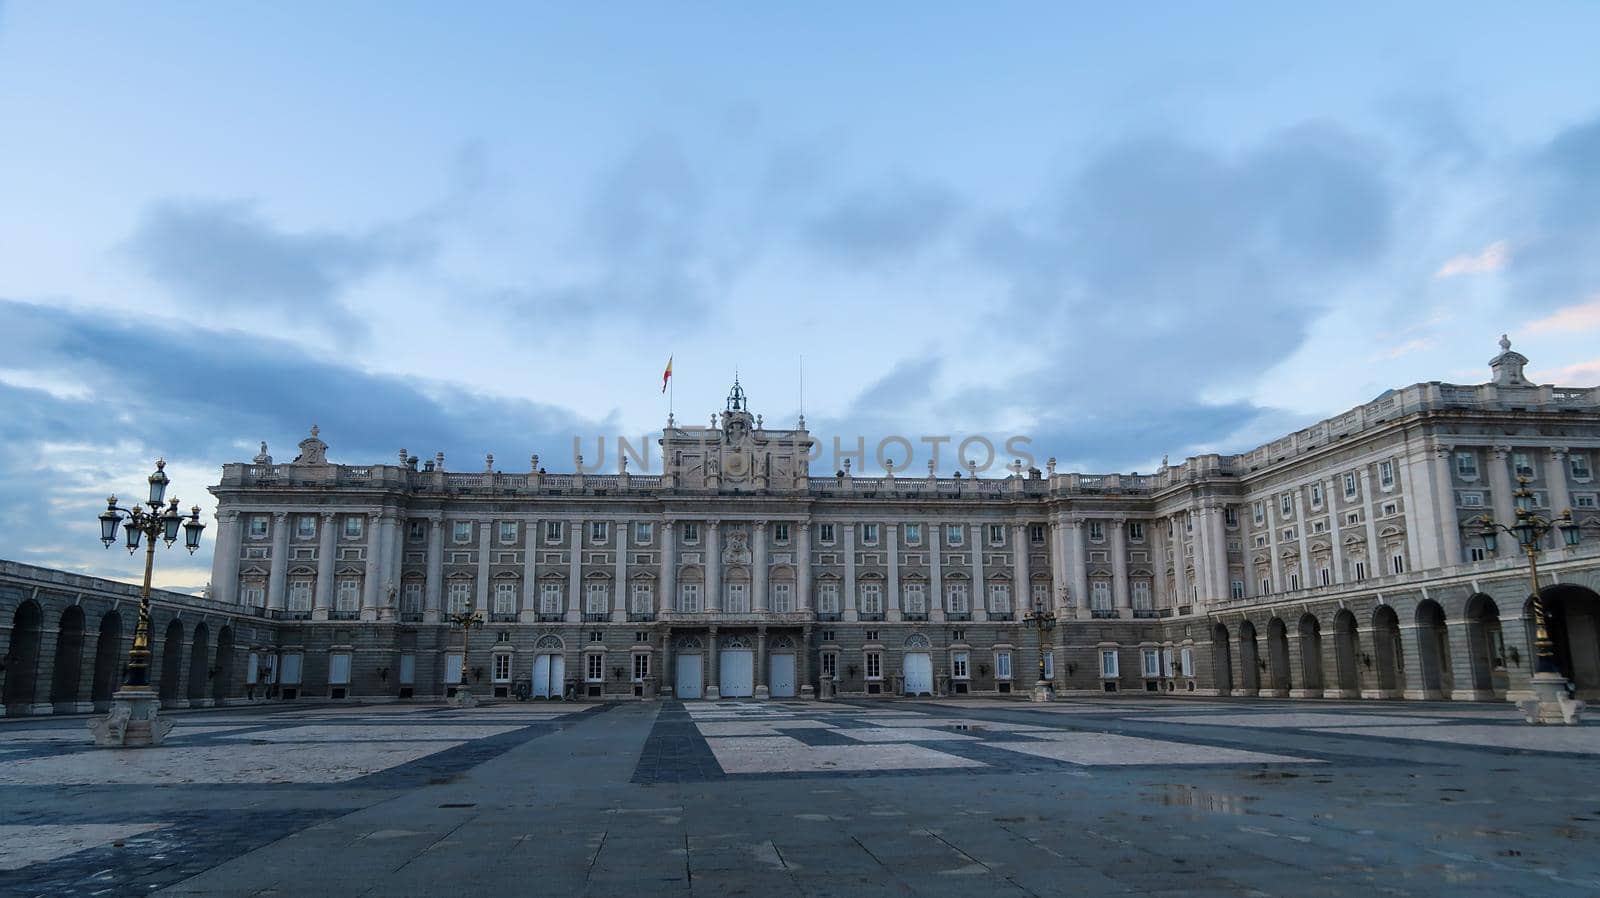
[
  {"left": 1508, "top": 115, "right": 1600, "bottom": 310},
  {"left": 802, "top": 178, "right": 962, "bottom": 266},
  {"left": 1525, "top": 294, "right": 1600, "bottom": 336},
  {"left": 123, "top": 199, "right": 434, "bottom": 339},
  {"left": 1434, "top": 240, "right": 1509, "bottom": 278},
  {"left": 1541, "top": 358, "right": 1600, "bottom": 386}
]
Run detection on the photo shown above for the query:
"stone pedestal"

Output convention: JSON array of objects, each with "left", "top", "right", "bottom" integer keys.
[
  {"left": 450, "top": 689, "right": 479, "bottom": 708},
  {"left": 705, "top": 686, "right": 722, "bottom": 700},
  {"left": 800, "top": 685, "right": 815, "bottom": 699},
  {"left": 1032, "top": 680, "right": 1054, "bottom": 703},
  {"left": 754, "top": 685, "right": 770, "bottom": 701},
  {"left": 817, "top": 675, "right": 833, "bottom": 701},
  {"left": 1518, "top": 673, "right": 1583, "bottom": 725},
  {"left": 89, "top": 690, "right": 174, "bottom": 748}
]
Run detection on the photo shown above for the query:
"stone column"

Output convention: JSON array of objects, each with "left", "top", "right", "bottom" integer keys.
[
  {"left": 1191, "top": 508, "right": 1214, "bottom": 601},
  {"left": 706, "top": 521, "right": 722, "bottom": 613},
  {"left": 424, "top": 517, "right": 443, "bottom": 622},
  {"left": 209, "top": 510, "right": 243, "bottom": 605},
  {"left": 755, "top": 626, "right": 768, "bottom": 698},
  {"left": 1433, "top": 444, "right": 1462, "bottom": 565},
  {"left": 375, "top": 513, "right": 398, "bottom": 620},
  {"left": 1548, "top": 447, "right": 1574, "bottom": 521},
  {"left": 1208, "top": 506, "right": 1230, "bottom": 600},
  {"left": 1394, "top": 462, "right": 1425, "bottom": 574},
  {"left": 660, "top": 519, "right": 676, "bottom": 616},
  {"left": 611, "top": 518, "right": 624, "bottom": 624},
  {"left": 1150, "top": 520, "right": 1169, "bottom": 607},
  {"left": 1111, "top": 517, "right": 1130, "bottom": 616},
  {"left": 1361, "top": 471, "right": 1381, "bottom": 575},
  {"left": 265, "top": 512, "right": 289, "bottom": 611},
  {"left": 971, "top": 523, "right": 988, "bottom": 622},
  {"left": 886, "top": 524, "right": 901, "bottom": 621},
  {"left": 796, "top": 520, "right": 811, "bottom": 612},
  {"left": 1293, "top": 492, "right": 1312, "bottom": 590},
  {"left": 707, "top": 625, "right": 721, "bottom": 699},
  {"left": 929, "top": 519, "right": 945, "bottom": 623},
  {"left": 753, "top": 521, "right": 769, "bottom": 613},
  {"left": 520, "top": 517, "right": 538, "bottom": 623},
  {"left": 1327, "top": 479, "right": 1346, "bottom": 584},
  {"left": 1172, "top": 516, "right": 1191, "bottom": 606},
  {"left": 1049, "top": 518, "right": 1068, "bottom": 610},
  {"left": 476, "top": 522, "right": 492, "bottom": 617},
  {"left": 843, "top": 523, "right": 858, "bottom": 621},
  {"left": 1013, "top": 523, "right": 1030, "bottom": 612},
  {"left": 566, "top": 521, "right": 582, "bottom": 623},
  {"left": 799, "top": 625, "right": 813, "bottom": 698},
  {"left": 362, "top": 512, "right": 383, "bottom": 620},
  {"left": 1488, "top": 447, "right": 1516, "bottom": 559},
  {"left": 1069, "top": 518, "right": 1089, "bottom": 619},
  {"left": 313, "top": 511, "right": 336, "bottom": 620},
  {"left": 1399, "top": 622, "right": 1428, "bottom": 700},
  {"left": 1265, "top": 506, "right": 1282, "bottom": 593}
]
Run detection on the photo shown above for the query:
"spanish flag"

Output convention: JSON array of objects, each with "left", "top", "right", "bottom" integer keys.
[{"left": 661, "top": 356, "right": 673, "bottom": 393}]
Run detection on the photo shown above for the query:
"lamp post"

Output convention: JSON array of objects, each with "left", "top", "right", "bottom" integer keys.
[
  {"left": 445, "top": 603, "right": 483, "bottom": 706},
  {"left": 1024, "top": 600, "right": 1057, "bottom": 703},
  {"left": 88, "top": 459, "right": 206, "bottom": 747},
  {"left": 1470, "top": 476, "right": 1587, "bottom": 724}
]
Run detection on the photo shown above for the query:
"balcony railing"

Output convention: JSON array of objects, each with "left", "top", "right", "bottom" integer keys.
[
  {"left": 859, "top": 612, "right": 885, "bottom": 622},
  {"left": 583, "top": 613, "right": 610, "bottom": 622},
  {"left": 946, "top": 612, "right": 972, "bottom": 622},
  {"left": 283, "top": 610, "right": 312, "bottom": 621},
  {"left": 490, "top": 613, "right": 518, "bottom": 623},
  {"left": 1090, "top": 608, "right": 1117, "bottom": 619},
  {"left": 816, "top": 612, "right": 841, "bottom": 622},
  {"left": 331, "top": 609, "right": 359, "bottom": 620},
  {"left": 538, "top": 613, "right": 565, "bottom": 623},
  {"left": 903, "top": 613, "right": 928, "bottom": 622},
  {"left": 1132, "top": 608, "right": 1159, "bottom": 619},
  {"left": 401, "top": 612, "right": 425, "bottom": 623},
  {"left": 628, "top": 612, "right": 656, "bottom": 622},
  {"left": 989, "top": 612, "right": 1014, "bottom": 621}
]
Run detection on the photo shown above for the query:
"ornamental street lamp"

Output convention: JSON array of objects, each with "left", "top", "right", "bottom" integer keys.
[
  {"left": 89, "top": 459, "right": 206, "bottom": 747},
  {"left": 1470, "top": 476, "right": 1589, "bottom": 725},
  {"left": 446, "top": 603, "right": 484, "bottom": 707},
  {"left": 1024, "top": 600, "right": 1057, "bottom": 703}
]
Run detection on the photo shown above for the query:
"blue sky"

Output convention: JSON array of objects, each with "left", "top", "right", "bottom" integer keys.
[{"left": 4, "top": 3, "right": 1600, "bottom": 589}]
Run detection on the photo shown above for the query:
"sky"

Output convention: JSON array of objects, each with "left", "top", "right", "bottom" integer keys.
[{"left": 4, "top": 3, "right": 1600, "bottom": 590}]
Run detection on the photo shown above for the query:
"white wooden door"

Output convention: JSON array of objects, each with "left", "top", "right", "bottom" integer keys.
[
  {"left": 904, "top": 653, "right": 933, "bottom": 695},
  {"left": 720, "top": 650, "right": 754, "bottom": 697},
  {"left": 550, "top": 656, "right": 566, "bottom": 699},
  {"left": 676, "top": 654, "right": 703, "bottom": 699},
  {"left": 769, "top": 654, "right": 796, "bottom": 697},
  {"left": 533, "top": 655, "right": 553, "bottom": 697}
]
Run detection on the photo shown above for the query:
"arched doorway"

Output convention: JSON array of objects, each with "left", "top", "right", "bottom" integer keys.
[
  {"left": 92, "top": 610, "right": 123, "bottom": 710},
  {"left": 187, "top": 623, "right": 211, "bottom": 704},
  {"left": 50, "top": 606, "right": 87, "bottom": 711},
  {"left": 159, "top": 619, "right": 185, "bottom": 706},
  {"left": 1464, "top": 594, "right": 1505, "bottom": 699},
  {"left": 1371, "top": 605, "right": 1402, "bottom": 697},
  {"left": 1533, "top": 584, "right": 1600, "bottom": 698},
  {"left": 1211, "top": 623, "right": 1234, "bottom": 695},
  {"left": 1415, "top": 600, "right": 1452, "bottom": 700},
  {"left": 3, "top": 601, "right": 44, "bottom": 714},
  {"left": 1238, "top": 621, "right": 1260, "bottom": 695},
  {"left": 1333, "top": 609, "right": 1361, "bottom": 697},
  {"left": 1298, "top": 614, "right": 1325, "bottom": 695},
  {"left": 213, "top": 626, "right": 235, "bottom": 704},
  {"left": 1266, "top": 618, "right": 1292, "bottom": 696}
]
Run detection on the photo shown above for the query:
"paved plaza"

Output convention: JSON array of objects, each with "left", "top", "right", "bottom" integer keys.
[{"left": 2, "top": 698, "right": 1600, "bottom": 896}]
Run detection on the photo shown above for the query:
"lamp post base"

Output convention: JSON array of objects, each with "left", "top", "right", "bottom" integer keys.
[
  {"left": 1517, "top": 672, "right": 1584, "bottom": 725},
  {"left": 449, "top": 689, "right": 479, "bottom": 708},
  {"left": 89, "top": 690, "right": 174, "bottom": 747},
  {"left": 1032, "top": 680, "right": 1054, "bottom": 703}
]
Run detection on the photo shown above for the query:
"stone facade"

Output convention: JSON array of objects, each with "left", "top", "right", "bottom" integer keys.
[{"left": 7, "top": 338, "right": 1600, "bottom": 713}]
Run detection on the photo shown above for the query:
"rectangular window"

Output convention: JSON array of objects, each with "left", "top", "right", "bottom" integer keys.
[
  {"left": 995, "top": 651, "right": 1012, "bottom": 680},
  {"left": 817, "top": 582, "right": 839, "bottom": 613},
  {"left": 861, "top": 523, "right": 880, "bottom": 544},
  {"left": 1142, "top": 649, "right": 1160, "bottom": 678},
  {"left": 773, "top": 522, "right": 791, "bottom": 543},
  {"left": 1259, "top": 577, "right": 1271, "bottom": 594},
  {"left": 1128, "top": 521, "right": 1145, "bottom": 542},
  {"left": 951, "top": 650, "right": 970, "bottom": 680},
  {"left": 328, "top": 652, "right": 352, "bottom": 686},
  {"left": 859, "top": 582, "right": 882, "bottom": 614},
  {"left": 1031, "top": 582, "right": 1050, "bottom": 611},
  {"left": 586, "top": 582, "right": 609, "bottom": 615},
  {"left": 1391, "top": 553, "right": 1406, "bottom": 575},
  {"left": 771, "top": 582, "right": 793, "bottom": 613},
  {"left": 1043, "top": 650, "right": 1054, "bottom": 679},
  {"left": 1289, "top": 571, "right": 1301, "bottom": 590},
  {"left": 447, "top": 581, "right": 471, "bottom": 615},
  {"left": 865, "top": 651, "right": 883, "bottom": 680},
  {"left": 819, "top": 523, "right": 835, "bottom": 543},
  {"left": 1131, "top": 581, "right": 1151, "bottom": 609},
  {"left": 249, "top": 515, "right": 268, "bottom": 538},
  {"left": 946, "top": 582, "right": 969, "bottom": 613},
  {"left": 989, "top": 524, "right": 1005, "bottom": 545},
  {"left": 631, "top": 581, "right": 653, "bottom": 614},
  {"left": 398, "top": 653, "right": 415, "bottom": 685},
  {"left": 453, "top": 521, "right": 472, "bottom": 543},
  {"left": 1180, "top": 648, "right": 1194, "bottom": 677},
  {"left": 1379, "top": 460, "right": 1395, "bottom": 489},
  {"left": 402, "top": 582, "right": 423, "bottom": 617},
  {"left": 1573, "top": 454, "right": 1593, "bottom": 481},
  {"left": 342, "top": 516, "right": 363, "bottom": 539},
  {"left": 241, "top": 582, "right": 265, "bottom": 609},
  {"left": 1347, "top": 511, "right": 1361, "bottom": 525},
  {"left": 295, "top": 515, "right": 316, "bottom": 539},
  {"left": 1456, "top": 452, "right": 1479, "bottom": 479},
  {"left": 494, "top": 582, "right": 517, "bottom": 616},
  {"left": 1224, "top": 507, "right": 1239, "bottom": 528},
  {"left": 1090, "top": 580, "right": 1111, "bottom": 610},
  {"left": 279, "top": 654, "right": 302, "bottom": 685},
  {"left": 407, "top": 520, "right": 426, "bottom": 542},
  {"left": 541, "top": 582, "right": 563, "bottom": 614},
  {"left": 288, "top": 578, "right": 313, "bottom": 612},
  {"left": 1344, "top": 473, "right": 1359, "bottom": 499},
  {"left": 1514, "top": 452, "right": 1535, "bottom": 478},
  {"left": 1087, "top": 521, "right": 1105, "bottom": 541},
  {"left": 633, "top": 653, "right": 650, "bottom": 680},
  {"left": 682, "top": 522, "right": 699, "bottom": 543},
  {"left": 545, "top": 520, "right": 564, "bottom": 542},
  {"left": 1320, "top": 567, "right": 1332, "bottom": 586},
  {"left": 903, "top": 582, "right": 926, "bottom": 615},
  {"left": 678, "top": 582, "right": 701, "bottom": 613},
  {"left": 1310, "top": 483, "right": 1324, "bottom": 508},
  {"left": 1252, "top": 501, "right": 1266, "bottom": 525},
  {"left": 1230, "top": 580, "right": 1245, "bottom": 600},
  {"left": 903, "top": 523, "right": 921, "bottom": 544},
  {"left": 1469, "top": 546, "right": 1487, "bottom": 562},
  {"left": 335, "top": 579, "right": 359, "bottom": 612},
  {"left": 499, "top": 521, "right": 518, "bottom": 543},
  {"left": 1031, "top": 524, "right": 1046, "bottom": 544},
  {"left": 726, "top": 582, "right": 749, "bottom": 613},
  {"left": 586, "top": 654, "right": 604, "bottom": 682},
  {"left": 444, "top": 654, "right": 462, "bottom": 685},
  {"left": 988, "top": 583, "right": 1011, "bottom": 613},
  {"left": 1313, "top": 520, "right": 1326, "bottom": 534},
  {"left": 1382, "top": 502, "right": 1398, "bottom": 517},
  {"left": 590, "top": 521, "right": 609, "bottom": 542},
  {"left": 1280, "top": 493, "right": 1294, "bottom": 517},
  {"left": 1353, "top": 560, "right": 1368, "bottom": 581},
  {"left": 1576, "top": 493, "right": 1598, "bottom": 508},
  {"left": 492, "top": 654, "right": 511, "bottom": 682},
  {"left": 635, "top": 521, "right": 652, "bottom": 544},
  {"left": 820, "top": 652, "right": 837, "bottom": 678},
  {"left": 1100, "top": 649, "right": 1120, "bottom": 678}
]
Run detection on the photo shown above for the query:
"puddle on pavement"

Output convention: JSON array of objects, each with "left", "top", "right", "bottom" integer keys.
[{"left": 1146, "top": 784, "right": 1261, "bottom": 816}]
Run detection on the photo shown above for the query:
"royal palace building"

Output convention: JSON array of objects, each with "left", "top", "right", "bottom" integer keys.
[{"left": 8, "top": 337, "right": 1600, "bottom": 714}]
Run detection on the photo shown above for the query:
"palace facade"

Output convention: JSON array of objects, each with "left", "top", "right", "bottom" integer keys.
[{"left": 7, "top": 337, "right": 1600, "bottom": 714}]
